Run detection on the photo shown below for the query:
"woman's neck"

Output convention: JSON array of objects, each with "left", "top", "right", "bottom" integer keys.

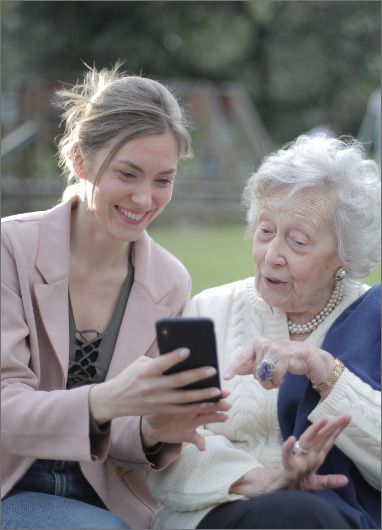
[{"left": 70, "top": 201, "right": 131, "bottom": 276}]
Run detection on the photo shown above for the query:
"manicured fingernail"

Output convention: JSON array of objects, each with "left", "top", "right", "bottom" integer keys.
[
  {"left": 179, "top": 348, "right": 190, "bottom": 358},
  {"left": 210, "top": 388, "right": 221, "bottom": 397},
  {"left": 205, "top": 367, "right": 217, "bottom": 377}
]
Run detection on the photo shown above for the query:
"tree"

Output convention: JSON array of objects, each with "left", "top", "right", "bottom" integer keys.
[{"left": 2, "top": 1, "right": 380, "bottom": 142}]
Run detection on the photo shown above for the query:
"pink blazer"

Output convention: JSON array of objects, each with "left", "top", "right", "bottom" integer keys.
[{"left": 1, "top": 198, "right": 191, "bottom": 529}]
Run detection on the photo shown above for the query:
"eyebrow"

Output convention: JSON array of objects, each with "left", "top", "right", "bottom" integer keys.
[
  {"left": 115, "top": 159, "right": 177, "bottom": 175},
  {"left": 259, "top": 206, "right": 317, "bottom": 236}
]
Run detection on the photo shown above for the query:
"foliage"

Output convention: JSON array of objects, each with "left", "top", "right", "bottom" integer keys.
[{"left": 2, "top": 1, "right": 380, "bottom": 143}]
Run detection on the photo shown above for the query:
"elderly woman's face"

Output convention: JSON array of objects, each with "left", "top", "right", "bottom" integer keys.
[{"left": 253, "top": 188, "right": 342, "bottom": 320}]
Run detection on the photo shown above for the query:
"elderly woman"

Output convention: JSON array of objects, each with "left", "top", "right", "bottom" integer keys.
[{"left": 147, "top": 135, "right": 381, "bottom": 529}]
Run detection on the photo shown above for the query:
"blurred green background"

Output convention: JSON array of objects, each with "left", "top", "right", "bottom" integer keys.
[
  {"left": 2, "top": 1, "right": 380, "bottom": 294},
  {"left": 148, "top": 224, "right": 381, "bottom": 296}
]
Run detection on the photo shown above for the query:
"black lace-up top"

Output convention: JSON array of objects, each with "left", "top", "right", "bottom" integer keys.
[{"left": 67, "top": 244, "right": 135, "bottom": 390}]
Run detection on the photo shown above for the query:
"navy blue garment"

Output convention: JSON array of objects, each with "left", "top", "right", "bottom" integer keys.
[{"left": 278, "top": 284, "right": 381, "bottom": 529}]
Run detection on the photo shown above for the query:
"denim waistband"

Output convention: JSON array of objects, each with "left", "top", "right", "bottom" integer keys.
[{"left": 16, "top": 459, "right": 105, "bottom": 508}]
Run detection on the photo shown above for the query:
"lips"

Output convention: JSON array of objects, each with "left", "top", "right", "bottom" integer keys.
[
  {"left": 264, "top": 276, "right": 287, "bottom": 287},
  {"left": 114, "top": 205, "right": 151, "bottom": 226},
  {"left": 116, "top": 205, "right": 146, "bottom": 221}
]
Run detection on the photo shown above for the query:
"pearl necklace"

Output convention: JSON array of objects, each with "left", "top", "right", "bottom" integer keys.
[{"left": 288, "top": 283, "right": 344, "bottom": 335}]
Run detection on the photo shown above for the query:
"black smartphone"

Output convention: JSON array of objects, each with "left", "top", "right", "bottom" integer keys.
[{"left": 156, "top": 317, "right": 221, "bottom": 403}]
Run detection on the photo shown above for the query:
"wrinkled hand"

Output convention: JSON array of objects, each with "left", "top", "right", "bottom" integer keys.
[
  {"left": 229, "top": 414, "right": 351, "bottom": 497},
  {"left": 281, "top": 415, "right": 351, "bottom": 490},
  {"left": 141, "top": 389, "right": 231, "bottom": 451},
  {"left": 224, "top": 336, "right": 335, "bottom": 390}
]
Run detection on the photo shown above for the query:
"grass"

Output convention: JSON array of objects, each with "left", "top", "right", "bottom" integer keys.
[{"left": 148, "top": 223, "right": 381, "bottom": 297}]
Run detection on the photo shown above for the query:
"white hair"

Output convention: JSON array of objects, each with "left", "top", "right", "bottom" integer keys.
[{"left": 242, "top": 134, "right": 381, "bottom": 281}]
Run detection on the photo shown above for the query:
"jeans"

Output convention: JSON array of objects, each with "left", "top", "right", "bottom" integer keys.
[{"left": 1, "top": 459, "right": 130, "bottom": 529}]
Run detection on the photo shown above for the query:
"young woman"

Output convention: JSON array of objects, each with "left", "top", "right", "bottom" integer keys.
[{"left": 1, "top": 63, "right": 230, "bottom": 530}]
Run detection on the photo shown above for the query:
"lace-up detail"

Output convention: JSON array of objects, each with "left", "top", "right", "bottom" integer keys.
[{"left": 67, "top": 330, "right": 104, "bottom": 386}]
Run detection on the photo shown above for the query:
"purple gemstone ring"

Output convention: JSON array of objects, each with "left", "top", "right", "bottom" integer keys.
[{"left": 256, "top": 359, "right": 276, "bottom": 382}]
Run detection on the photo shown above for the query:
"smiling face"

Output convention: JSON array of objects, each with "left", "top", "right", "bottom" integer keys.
[
  {"left": 78, "top": 130, "right": 179, "bottom": 243},
  {"left": 252, "top": 187, "right": 343, "bottom": 322}
]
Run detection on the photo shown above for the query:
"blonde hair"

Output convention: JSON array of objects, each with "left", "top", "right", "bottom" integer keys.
[{"left": 55, "top": 61, "right": 192, "bottom": 201}]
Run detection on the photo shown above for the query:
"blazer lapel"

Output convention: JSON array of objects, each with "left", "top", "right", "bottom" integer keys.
[
  {"left": 34, "top": 280, "right": 70, "bottom": 379},
  {"left": 34, "top": 199, "right": 73, "bottom": 378}
]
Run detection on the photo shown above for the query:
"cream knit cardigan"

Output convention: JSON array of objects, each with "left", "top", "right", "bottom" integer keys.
[{"left": 147, "top": 278, "right": 380, "bottom": 529}]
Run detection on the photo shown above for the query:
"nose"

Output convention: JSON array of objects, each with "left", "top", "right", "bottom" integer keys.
[
  {"left": 130, "top": 182, "right": 152, "bottom": 210},
  {"left": 264, "top": 237, "right": 287, "bottom": 267}
]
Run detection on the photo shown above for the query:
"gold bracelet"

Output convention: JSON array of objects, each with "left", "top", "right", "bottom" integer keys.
[{"left": 312, "top": 358, "right": 345, "bottom": 392}]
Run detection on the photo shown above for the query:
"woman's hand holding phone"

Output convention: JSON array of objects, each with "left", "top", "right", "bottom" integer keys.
[
  {"left": 89, "top": 346, "right": 231, "bottom": 451},
  {"left": 138, "top": 317, "right": 231, "bottom": 451},
  {"left": 138, "top": 346, "right": 231, "bottom": 452},
  {"left": 141, "top": 386, "right": 231, "bottom": 452}
]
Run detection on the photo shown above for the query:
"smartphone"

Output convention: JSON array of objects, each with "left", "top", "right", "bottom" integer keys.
[{"left": 156, "top": 317, "right": 221, "bottom": 403}]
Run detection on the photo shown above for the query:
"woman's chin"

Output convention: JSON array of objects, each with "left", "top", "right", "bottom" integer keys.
[{"left": 258, "top": 284, "right": 290, "bottom": 311}]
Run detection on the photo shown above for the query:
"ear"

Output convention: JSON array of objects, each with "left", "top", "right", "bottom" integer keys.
[{"left": 73, "top": 145, "right": 86, "bottom": 179}]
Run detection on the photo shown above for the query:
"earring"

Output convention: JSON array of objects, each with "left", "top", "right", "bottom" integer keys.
[{"left": 336, "top": 267, "right": 347, "bottom": 282}]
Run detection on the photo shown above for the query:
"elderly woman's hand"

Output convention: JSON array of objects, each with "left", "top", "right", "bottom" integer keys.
[
  {"left": 224, "top": 336, "right": 337, "bottom": 395},
  {"left": 229, "top": 414, "right": 351, "bottom": 497}
]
